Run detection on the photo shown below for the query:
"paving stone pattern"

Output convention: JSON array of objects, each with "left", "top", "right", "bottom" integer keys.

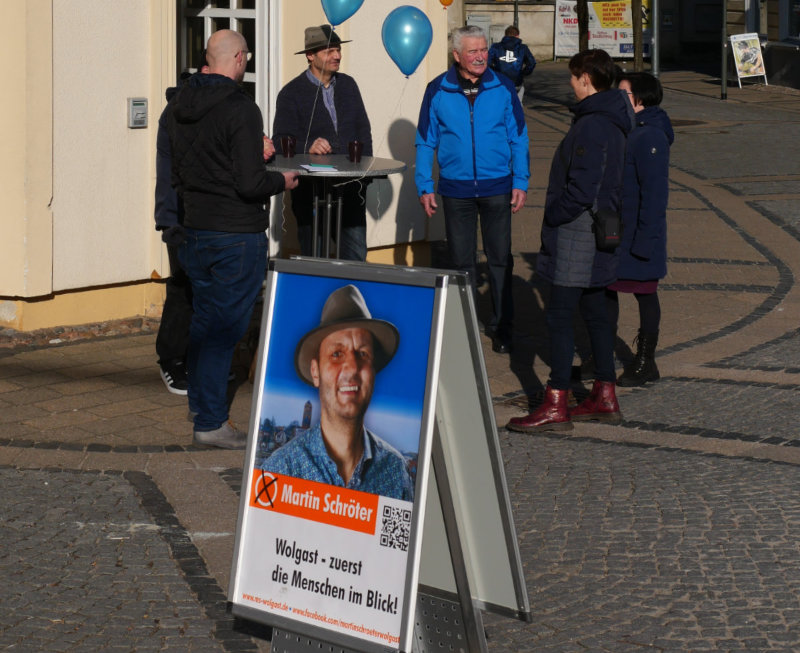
[
  {"left": 0, "top": 468, "right": 224, "bottom": 652},
  {"left": 668, "top": 122, "right": 800, "bottom": 180},
  {"left": 709, "top": 329, "right": 800, "bottom": 373},
  {"left": 3, "top": 63, "right": 800, "bottom": 651},
  {"left": 483, "top": 436, "right": 800, "bottom": 652},
  {"left": 721, "top": 181, "right": 800, "bottom": 197},
  {"left": 620, "top": 378, "right": 800, "bottom": 444},
  {"left": 752, "top": 200, "right": 800, "bottom": 240}
]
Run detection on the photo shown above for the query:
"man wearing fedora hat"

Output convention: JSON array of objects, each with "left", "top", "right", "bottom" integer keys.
[
  {"left": 272, "top": 25, "right": 373, "bottom": 261},
  {"left": 261, "top": 285, "right": 414, "bottom": 501}
]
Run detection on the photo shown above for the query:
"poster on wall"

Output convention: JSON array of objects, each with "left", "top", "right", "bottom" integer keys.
[
  {"left": 555, "top": 0, "right": 651, "bottom": 58},
  {"left": 229, "top": 261, "right": 440, "bottom": 651}
]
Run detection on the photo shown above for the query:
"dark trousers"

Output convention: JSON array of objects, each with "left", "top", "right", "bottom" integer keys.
[
  {"left": 179, "top": 229, "right": 267, "bottom": 431},
  {"left": 291, "top": 178, "right": 368, "bottom": 261},
  {"left": 441, "top": 194, "right": 514, "bottom": 337},
  {"left": 547, "top": 285, "right": 615, "bottom": 389},
  {"left": 155, "top": 243, "right": 192, "bottom": 366},
  {"left": 606, "top": 290, "right": 662, "bottom": 334}
]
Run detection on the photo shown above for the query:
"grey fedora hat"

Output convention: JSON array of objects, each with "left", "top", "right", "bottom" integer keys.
[
  {"left": 295, "top": 24, "right": 352, "bottom": 55},
  {"left": 294, "top": 285, "right": 399, "bottom": 386}
]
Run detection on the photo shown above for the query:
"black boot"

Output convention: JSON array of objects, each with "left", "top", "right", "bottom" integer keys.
[{"left": 617, "top": 331, "right": 660, "bottom": 387}]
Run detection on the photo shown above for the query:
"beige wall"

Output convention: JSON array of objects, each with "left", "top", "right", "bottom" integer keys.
[
  {"left": 0, "top": 0, "right": 54, "bottom": 303},
  {"left": 0, "top": 0, "right": 449, "bottom": 331},
  {"left": 52, "top": 0, "right": 161, "bottom": 291},
  {"left": 273, "top": 1, "right": 450, "bottom": 255},
  {"left": 0, "top": 0, "right": 169, "bottom": 330},
  {"left": 453, "top": 1, "right": 556, "bottom": 60}
]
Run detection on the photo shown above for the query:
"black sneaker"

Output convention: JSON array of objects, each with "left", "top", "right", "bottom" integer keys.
[{"left": 160, "top": 360, "right": 188, "bottom": 395}]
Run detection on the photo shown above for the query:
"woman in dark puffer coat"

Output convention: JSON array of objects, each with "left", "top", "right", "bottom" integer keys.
[
  {"left": 507, "top": 49, "right": 632, "bottom": 434},
  {"left": 608, "top": 72, "right": 674, "bottom": 387}
]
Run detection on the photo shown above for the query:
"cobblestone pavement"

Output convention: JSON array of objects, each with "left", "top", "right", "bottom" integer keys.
[
  {"left": 2, "top": 63, "right": 800, "bottom": 651},
  {"left": 484, "top": 437, "right": 800, "bottom": 652}
]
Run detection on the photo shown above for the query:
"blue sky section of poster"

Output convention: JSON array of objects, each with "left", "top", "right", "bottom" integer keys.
[{"left": 260, "top": 274, "right": 435, "bottom": 456}]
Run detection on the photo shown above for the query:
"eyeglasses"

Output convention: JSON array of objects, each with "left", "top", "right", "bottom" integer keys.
[{"left": 238, "top": 50, "right": 252, "bottom": 62}]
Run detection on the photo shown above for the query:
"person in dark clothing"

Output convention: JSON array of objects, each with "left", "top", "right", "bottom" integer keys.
[
  {"left": 272, "top": 25, "right": 373, "bottom": 261},
  {"left": 488, "top": 25, "right": 536, "bottom": 103},
  {"left": 154, "top": 64, "right": 208, "bottom": 396},
  {"left": 507, "top": 49, "right": 632, "bottom": 434},
  {"left": 166, "top": 29, "right": 299, "bottom": 449},
  {"left": 607, "top": 72, "right": 674, "bottom": 387}
]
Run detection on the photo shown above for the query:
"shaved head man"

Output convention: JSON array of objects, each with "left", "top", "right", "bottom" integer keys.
[
  {"left": 166, "top": 30, "right": 298, "bottom": 449},
  {"left": 205, "top": 29, "right": 249, "bottom": 82}
]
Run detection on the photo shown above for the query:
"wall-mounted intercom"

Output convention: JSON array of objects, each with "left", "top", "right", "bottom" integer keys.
[{"left": 127, "top": 97, "right": 148, "bottom": 129}]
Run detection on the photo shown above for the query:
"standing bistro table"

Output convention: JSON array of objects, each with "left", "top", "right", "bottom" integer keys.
[{"left": 268, "top": 154, "right": 406, "bottom": 259}]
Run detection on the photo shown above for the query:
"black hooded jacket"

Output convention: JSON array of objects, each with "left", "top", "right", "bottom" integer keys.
[
  {"left": 166, "top": 73, "right": 285, "bottom": 233},
  {"left": 537, "top": 88, "right": 633, "bottom": 287}
]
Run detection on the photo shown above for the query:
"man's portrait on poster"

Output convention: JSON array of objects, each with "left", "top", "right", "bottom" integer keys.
[{"left": 256, "top": 280, "right": 429, "bottom": 502}]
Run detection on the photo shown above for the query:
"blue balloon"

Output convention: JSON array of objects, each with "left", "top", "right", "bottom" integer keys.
[
  {"left": 320, "top": 0, "right": 363, "bottom": 26},
  {"left": 381, "top": 6, "right": 433, "bottom": 77}
]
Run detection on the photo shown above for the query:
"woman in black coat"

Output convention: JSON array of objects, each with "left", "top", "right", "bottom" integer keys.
[
  {"left": 608, "top": 72, "right": 673, "bottom": 386},
  {"left": 507, "top": 49, "right": 631, "bottom": 433}
]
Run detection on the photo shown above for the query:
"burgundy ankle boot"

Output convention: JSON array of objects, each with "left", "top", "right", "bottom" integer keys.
[
  {"left": 570, "top": 380, "right": 622, "bottom": 424},
  {"left": 506, "top": 386, "right": 573, "bottom": 433}
]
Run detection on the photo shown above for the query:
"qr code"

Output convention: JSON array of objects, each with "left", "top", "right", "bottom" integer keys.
[{"left": 379, "top": 505, "right": 411, "bottom": 551}]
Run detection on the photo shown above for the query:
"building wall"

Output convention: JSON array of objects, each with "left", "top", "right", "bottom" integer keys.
[
  {"left": 0, "top": 0, "right": 54, "bottom": 304},
  {"left": 52, "top": 0, "right": 161, "bottom": 292},
  {"left": 461, "top": 2, "right": 556, "bottom": 60},
  {"left": 0, "top": 0, "right": 168, "bottom": 330},
  {"left": 727, "top": 0, "right": 747, "bottom": 30},
  {"left": 766, "top": 0, "right": 780, "bottom": 40},
  {"left": 0, "top": 1, "right": 449, "bottom": 332}
]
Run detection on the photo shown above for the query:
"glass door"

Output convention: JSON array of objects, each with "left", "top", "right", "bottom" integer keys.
[{"left": 177, "top": 1, "right": 266, "bottom": 108}]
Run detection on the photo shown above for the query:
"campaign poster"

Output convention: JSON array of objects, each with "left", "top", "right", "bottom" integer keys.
[
  {"left": 232, "top": 270, "right": 436, "bottom": 650},
  {"left": 555, "top": 0, "right": 651, "bottom": 58}
]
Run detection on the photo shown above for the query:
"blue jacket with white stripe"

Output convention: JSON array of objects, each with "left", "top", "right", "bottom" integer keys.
[{"left": 415, "top": 65, "right": 529, "bottom": 199}]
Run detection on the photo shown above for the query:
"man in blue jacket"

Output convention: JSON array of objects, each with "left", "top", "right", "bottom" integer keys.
[
  {"left": 415, "top": 26, "right": 530, "bottom": 354},
  {"left": 489, "top": 25, "right": 536, "bottom": 103}
]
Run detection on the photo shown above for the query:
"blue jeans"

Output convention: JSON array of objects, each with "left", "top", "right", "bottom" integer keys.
[
  {"left": 546, "top": 285, "right": 615, "bottom": 389},
  {"left": 441, "top": 194, "right": 514, "bottom": 336},
  {"left": 179, "top": 229, "right": 267, "bottom": 431}
]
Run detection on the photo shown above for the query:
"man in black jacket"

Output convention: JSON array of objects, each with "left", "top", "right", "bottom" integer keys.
[
  {"left": 272, "top": 25, "right": 372, "bottom": 261},
  {"left": 167, "top": 29, "right": 298, "bottom": 449},
  {"left": 154, "top": 62, "right": 208, "bottom": 397},
  {"left": 488, "top": 25, "right": 536, "bottom": 104}
]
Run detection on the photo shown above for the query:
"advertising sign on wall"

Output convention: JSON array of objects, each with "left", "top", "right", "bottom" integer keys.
[{"left": 555, "top": 0, "right": 651, "bottom": 58}]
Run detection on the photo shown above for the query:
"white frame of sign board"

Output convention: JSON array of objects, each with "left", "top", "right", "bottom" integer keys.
[
  {"left": 418, "top": 279, "right": 531, "bottom": 623},
  {"left": 229, "top": 258, "right": 445, "bottom": 653},
  {"left": 730, "top": 32, "right": 768, "bottom": 88},
  {"left": 229, "top": 258, "right": 531, "bottom": 653}
]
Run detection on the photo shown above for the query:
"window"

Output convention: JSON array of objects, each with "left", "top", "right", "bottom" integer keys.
[{"left": 178, "top": 1, "right": 260, "bottom": 101}]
